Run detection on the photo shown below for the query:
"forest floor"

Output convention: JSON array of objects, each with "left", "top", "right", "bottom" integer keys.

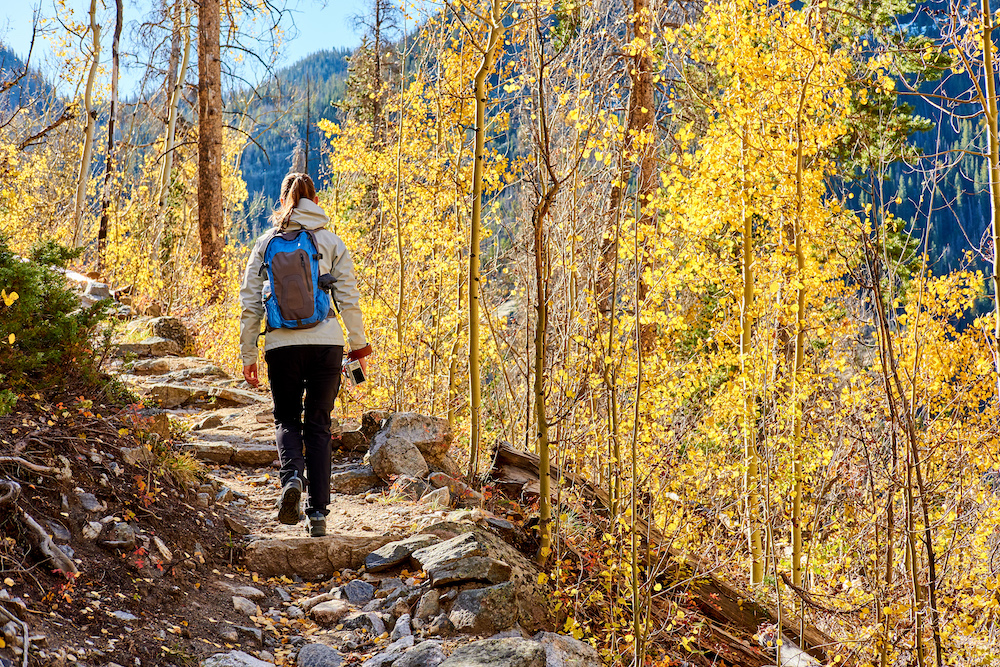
[{"left": 0, "top": 318, "right": 595, "bottom": 667}]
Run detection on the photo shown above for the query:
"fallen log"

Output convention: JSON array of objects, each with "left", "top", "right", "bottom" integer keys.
[{"left": 488, "top": 441, "right": 834, "bottom": 662}]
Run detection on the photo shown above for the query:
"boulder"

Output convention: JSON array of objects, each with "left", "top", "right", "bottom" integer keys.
[
  {"left": 194, "top": 413, "right": 225, "bottom": 431},
  {"left": 209, "top": 386, "right": 269, "bottom": 406},
  {"left": 361, "top": 411, "right": 390, "bottom": 437},
  {"left": 99, "top": 522, "right": 137, "bottom": 550},
  {"left": 297, "top": 643, "right": 343, "bottom": 667},
  {"left": 232, "top": 443, "right": 279, "bottom": 466},
  {"left": 115, "top": 336, "right": 181, "bottom": 358},
  {"left": 532, "top": 632, "right": 602, "bottom": 667},
  {"left": 149, "top": 384, "right": 207, "bottom": 409},
  {"left": 180, "top": 441, "right": 237, "bottom": 464},
  {"left": 376, "top": 413, "right": 452, "bottom": 465},
  {"left": 232, "top": 596, "right": 257, "bottom": 616},
  {"left": 336, "top": 429, "right": 369, "bottom": 453},
  {"left": 201, "top": 651, "right": 274, "bottom": 667},
  {"left": 130, "top": 356, "right": 215, "bottom": 375},
  {"left": 427, "top": 473, "right": 483, "bottom": 508},
  {"left": 365, "top": 534, "right": 441, "bottom": 573},
  {"left": 425, "top": 556, "right": 511, "bottom": 587},
  {"left": 330, "top": 465, "right": 381, "bottom": 495},
  {"left": 163, "top": 366, "right": 228, "bottom": 383},
  {"left": 390, "top": 475, "right": 429, "bottom": 501},
  {"left": 448, "top": 583, "right": 518, "bottom": 635},
  {"left": 360, "top": 636, "right": 415, "bottom": 667},
  {"left": 438, "top": 639, "right": 545, "bottom": 667},
  {"left": 414, "top": 589, "right": 441, "bottom": 621},
  {"left": 341, "top": 611, "right": 386, "bottom": 635},
  {"left": 342, "top": 579, "right": 375, "bottom": 605},
  {"left": 84, "top": 281, "right": 113, "bottom": 300},
  {"left": 245, "top": 533, "right": 399, "bottom": 578},
  {"left": 391, "top": 641, "right": 447, "bottom": 667},
  {"left": 369, "top": 437, "right": 428, "bottom": 482},
  {"left": 420, "top": 487, "right": 450, "bottom": 509},
  {"left": 150, "top": 316, "right": 194, "bottom": 352},
  {"left": 415, "top": 526, "right": 550, "bottom": 633}
]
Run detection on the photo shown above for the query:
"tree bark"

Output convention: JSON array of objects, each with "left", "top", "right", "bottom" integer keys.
[
  {"left": 97, "top": 0, "right": 123, "bottom": 271},
  {"left": 71, "top": 0, "right": 101, "bottom": 249},
  {"left": 197, "top": 0, "right": 224, "bottom": 272},
  {"left": 467, "top": 0, "right": 505, "bottom": 480},
  {"left": 982, "top": 0, "right": 1000, "bottom": 405}
]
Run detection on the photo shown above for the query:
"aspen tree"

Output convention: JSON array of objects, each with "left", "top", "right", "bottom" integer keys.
[
  {"left": 97, "top": 0, "right": 123, "bottom": 271},
  {"left": 467, "top": 0, "right": 505, "bottom": 479},
  {"left": 982, "top": 0, "right": 1000, "bottom": 404},
  {"left": 153, "top": 0, "right": 192, "bottom": 264},
  {"left": 71, "top": 0, "right": 101, "bottom": 249}
]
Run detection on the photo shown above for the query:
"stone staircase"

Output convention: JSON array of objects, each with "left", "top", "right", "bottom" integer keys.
[{"left": 109, "top": 323, "right": 603, "bottom": 667}]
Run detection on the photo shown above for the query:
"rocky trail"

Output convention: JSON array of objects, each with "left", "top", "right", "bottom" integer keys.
[{"left": 0, "top": 317, "right": 600, "bottom": 667}]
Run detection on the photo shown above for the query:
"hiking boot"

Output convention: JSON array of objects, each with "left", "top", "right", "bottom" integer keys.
[
  {"left": 276, "top": 475, "right": 303, "bottom": 525},
  {"left": 306, "top": 511, "right": 327, "bottom": 537}
]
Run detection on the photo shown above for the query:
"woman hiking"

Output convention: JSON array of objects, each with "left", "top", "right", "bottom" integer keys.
[{"left": 239, "top": 172, "right": 371, "bottom": 537}]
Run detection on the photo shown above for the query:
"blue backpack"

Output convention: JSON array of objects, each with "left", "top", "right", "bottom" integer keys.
[{"left": 260, "top": 229, "right": 334, "bottom": 331}]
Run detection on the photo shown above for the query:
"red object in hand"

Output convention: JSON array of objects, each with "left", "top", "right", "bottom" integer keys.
[{"left": 243, "top": 363, "right": 260, "bottom": 388}]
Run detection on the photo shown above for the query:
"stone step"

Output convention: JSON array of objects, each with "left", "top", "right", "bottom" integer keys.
[
  {"left": 147, "top": 383, "right": 269, "bottom": 409},
  {"left": 245, "top": 533, "right": 401, "bottom": 579},
  {"left": 179, "top": 439, "right": 279, "bottom": 466}
]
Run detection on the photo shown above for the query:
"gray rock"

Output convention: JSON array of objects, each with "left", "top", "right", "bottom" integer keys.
[
  {"left": 376, "top": 413, "right": 452, "bottom": 463},
  {"left": 341, "top": 611, "right": 386, "bottom": 635},
  {"left": 200, "top": 651, "right": 274, "bottom": 667},
  {"left": 195, "top": 414, "right": 225, "bottom": 430},
  {"left": 232, "top": 596, "right": 258, "bottom": 616},
  {"left": 152, "top": 536, "right": 173, "bottom": 563},
  {"left": 276, "top": 587, "right": 291, "bottom": 602},
  {"left": 532, "top": 632, "right": 602, "bottom": 667},
  {"left": 149, "top": 383, "right": 206, "bottom": 408},
  {"left": 448, "top": 583, "right": 518, "bottom": 635},
  {"left": 82, "top": 521, "right": 102, "bottom": 540},
  {"left": 420, "top": 487, "right": 450, "bottom": 508},
  {"left": 414, "top": 589, "right": 440, "bottom": 621},
  {"left": 427, "top": 473, "right": 483, "bottom": 508},
  {"left": 245, "top": 534, "right": 398, "bottom": 579},
  {"left": 116, "top": 336, "right": 181, "bottom": 358},
  {"left": 217, "top": 486, "right": 234, "bottom": 503},
  {"left": 231, "top": 442, "right": 280, "bottom": 466},
  {"left": 426, "top": 557, "right": 511, "bottom": 587},
  {"left": 287, "top": 605, "right": 304, "bottom": 619},
  {"left": 361, "top": 636, "right": 415, "bottom": 667},
  {"left": 365, "top": 534, "right": 440, "bottom": 573},
  {"left": 311, "top": 600, "right": 350, "bottom": 625},
  {"left": 390, "top": 475, "right": 429, "bottom": 501},
  {"left": 232, "top": 586, "right": 266, "bottom": 602},
  {"left": 45, "top": 521, "right": 71, "bottom": 543},
  {"left": 225, "top": 515, "right": 251, "bottom": 536},
  {"left": 337, "top": 430, "right": 369, "bottom": 452},
  {"left": 236, "top": 625, "right": 263, "bottom": 645},
  {"left": 84, "top": 281, "right": 112, "bottom": 299},
  {"left": 99, "top": 522, "right": 136, "bottom": 550},
  {"left": 75, "top": 489, "right": 103, "bottom": 513},
  {"left": 297, "top": 643, "right": 343, "bottom": 667},
  {"left": 219, "top": 627, "right": 240, "bottom": 642},
  {"left": 110, "top": 610, "right": 138, "bottom": 622},
  {"left": 390, "top": 614, "right": 411, "bottom": 641},
  {"left": 197, "top": 492, "right": 211, "bottom": 507},
  {"left": 369, "top": 436, "right": 429, "bottom": 482},
  {"left": 438, "top": 639, "right": 545, "bottom": 667},
  {"left": 330, "top": 465, "right": 382, "bottom": 495},
  {"left": 150, "top": 316, "right": 194, "bottom": 351},
  {"left": 425, "top": 614, "right": 455, "bottom": 637},
  {"left": 391, "top": 641, "right": 447, "bottom": 667},
  {"left": 181, "top": 441, "right": 237, "bottom": 464},
  {"left": 209, "top": 386, "right": 270, "bottom": 407},
  {"left": 343, "top": 579, "right": 375, "bottom": 605}
]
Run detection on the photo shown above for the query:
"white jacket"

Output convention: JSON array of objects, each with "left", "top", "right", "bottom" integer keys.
[{"left": 239, "top": 198, "right": 368, "bottom": 366}]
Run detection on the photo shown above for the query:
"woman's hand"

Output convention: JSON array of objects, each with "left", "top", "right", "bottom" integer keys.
[{"left": 243, "top": 363, "right": 260, "bottom": 388}]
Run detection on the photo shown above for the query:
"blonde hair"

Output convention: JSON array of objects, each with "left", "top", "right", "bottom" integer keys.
[{"left": 271, "top": 172, "right": 317, "bottom": 229}]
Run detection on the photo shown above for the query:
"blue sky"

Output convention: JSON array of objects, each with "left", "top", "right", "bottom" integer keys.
[{"left": 1, "top": 0, "right": 365, "bottom": 93}]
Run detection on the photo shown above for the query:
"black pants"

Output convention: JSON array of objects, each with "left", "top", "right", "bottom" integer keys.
[{"left": 265, "top": 345, "right": 343, "bottom": 516}]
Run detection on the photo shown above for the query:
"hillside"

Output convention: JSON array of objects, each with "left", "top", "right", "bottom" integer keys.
[{"left": 238, "top": 48, "right": 352, "bottom": 238}]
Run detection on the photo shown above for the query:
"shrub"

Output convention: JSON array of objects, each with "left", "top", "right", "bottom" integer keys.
[{"left": 0, "top": 235, "right": 110, "bottom": 391}]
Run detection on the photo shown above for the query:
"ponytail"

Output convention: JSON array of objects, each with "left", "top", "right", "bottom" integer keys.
[{"left": 271, "top": 172, "right": 317, "bottom": 229}]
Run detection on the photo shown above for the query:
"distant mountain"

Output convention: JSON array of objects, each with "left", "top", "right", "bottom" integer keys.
[
  {"left": 0, "top": 43, "right": 55, "bottom": 117},
  {"left": 238, "top": 47, "right": 352, "bottom": 238}
]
